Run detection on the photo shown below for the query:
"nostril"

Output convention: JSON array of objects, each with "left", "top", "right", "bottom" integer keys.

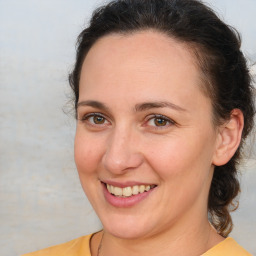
[{"left": 102, "top": 149, "right": 144, "bottom": 174}]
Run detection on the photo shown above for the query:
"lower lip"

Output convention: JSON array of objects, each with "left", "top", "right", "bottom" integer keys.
[{"left": 102, "top": 183, "right": 156, "bottom": 208}]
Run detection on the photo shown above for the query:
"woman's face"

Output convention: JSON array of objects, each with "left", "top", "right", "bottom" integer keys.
[{"left": 75, "top": 31, "right": 219, "bottom": 239}]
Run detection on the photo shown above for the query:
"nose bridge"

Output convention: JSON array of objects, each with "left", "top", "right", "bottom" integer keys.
[{"left": 102, "top": 123, "right": 143, "bottom": 173}]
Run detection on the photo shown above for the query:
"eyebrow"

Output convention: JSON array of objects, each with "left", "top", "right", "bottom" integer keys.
[
  {"left": 134, "top": 101, "right": 187, "bottom": 112},
  {"left": 77, "top": 100, "right": 110, "bottom": 112},
  {"left": 77, "top": 100, "right": 187, "bottom": 113}
]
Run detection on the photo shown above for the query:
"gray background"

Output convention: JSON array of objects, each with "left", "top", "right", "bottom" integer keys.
[{"left": 0, "top": 0, "right": 255, "bottom": 255}]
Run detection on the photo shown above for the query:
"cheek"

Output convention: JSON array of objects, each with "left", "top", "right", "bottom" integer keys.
[
  {"left": 145, "top": 137, "right": 190, "bottom": 171},
  {"left": 145, "top": 134, "right": 215, "bottom": 215},
  {"left": 74, "top": 131, "right": 104, "bottom": 175},
  {"left": 145, "top": 131, "right": 215, "bottom": 180},
  {"left": 74, "top": 132, "right": 106, "bottom": 206}
]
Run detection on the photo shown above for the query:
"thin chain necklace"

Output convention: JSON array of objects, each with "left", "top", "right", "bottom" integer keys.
[{"left": 97, "top": 231, "right": 104, "bottom": 256}]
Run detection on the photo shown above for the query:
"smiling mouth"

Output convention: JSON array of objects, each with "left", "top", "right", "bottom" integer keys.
[{"left": 105, "top": 183, "right": 157, "bottom": 197}]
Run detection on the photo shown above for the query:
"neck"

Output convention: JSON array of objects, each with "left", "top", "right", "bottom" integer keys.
[{"left": 96, "top": 215, "right": 224, "bottom": 256}]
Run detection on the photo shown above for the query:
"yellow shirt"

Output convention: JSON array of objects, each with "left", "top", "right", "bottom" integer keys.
[{"left": 22, "top": 234, "right": 252, "bottom": 256}]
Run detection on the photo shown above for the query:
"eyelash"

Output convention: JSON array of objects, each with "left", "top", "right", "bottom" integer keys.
[
  {"left": 79, "top": 113, "right": 175, "bottom": 129},
  {"left": 80, "top": 112, "right": 110, "bottom": 127},
  {"left": 144, "top": 114, "right": 175, "bottom": 129}
]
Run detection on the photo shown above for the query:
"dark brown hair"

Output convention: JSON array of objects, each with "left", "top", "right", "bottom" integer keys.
[{"left": 69, "top": 0, "right": 255, "bottom": 237}]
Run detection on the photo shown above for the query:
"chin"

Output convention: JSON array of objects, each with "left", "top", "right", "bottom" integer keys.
[
  {"left": 101, "top": 215, "right": 152, "bottom": 239},
  {"left": 105, "top": 227, "right": 147, "bottom": 240}
]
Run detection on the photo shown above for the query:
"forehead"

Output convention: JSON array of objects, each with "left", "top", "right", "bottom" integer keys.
[
  {"left": 79, "top": 30, "right": 208, "bottom": 110},
  {"left": 82, "top": 30, "right": 198, "bottom": 78}
]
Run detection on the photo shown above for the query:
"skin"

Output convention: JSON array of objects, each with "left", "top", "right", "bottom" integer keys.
[{"left": 74, "top": 30, "right": 243, "bottom": 256}]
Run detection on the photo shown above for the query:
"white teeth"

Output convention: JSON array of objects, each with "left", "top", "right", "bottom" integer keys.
[
  {"left": 132, "top": 185, "right": 139, "bottom": 195},
  {"left": 123, "top": 187, "right": 132, "bottom": 197},
  {"left": 139, "top": 185, "right": 145, "bottom": 193},
  {"left": 114, "top": 186, "right": 123, "bottom": 196},
  {"left": 106, "top": 184, "right": 154, "bottom": 197}
]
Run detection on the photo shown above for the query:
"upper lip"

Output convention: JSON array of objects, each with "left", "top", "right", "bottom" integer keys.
[{"left": 101, "top": 180, "right": 157, "bottom": 188}]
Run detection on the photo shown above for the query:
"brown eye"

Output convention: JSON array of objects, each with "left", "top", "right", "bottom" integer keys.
[
  {"left": 81, "top": 113, "right": 109, "bottom": 127},
  {"left": 93, "top": 115, "right": 105, "bottom": 124},
  {"left": 154, "top": 118, "right": 168, "bottom": 126},
  {"left": 146, "top": 114, "right": 175, "bottom": 129}
]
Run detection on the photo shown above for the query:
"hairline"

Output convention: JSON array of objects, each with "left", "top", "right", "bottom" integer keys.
[{"left": 79, "top": 28, "right": 219, "bottom": 127}]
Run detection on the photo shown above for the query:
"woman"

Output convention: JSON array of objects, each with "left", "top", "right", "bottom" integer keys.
[{"left": 23, "top": 0, "right": 255, "bottom": 255}]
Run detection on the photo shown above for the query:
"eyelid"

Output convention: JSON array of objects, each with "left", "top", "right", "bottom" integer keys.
[
  {"left": 79, "top": 112, "right": 105, "bottom": 120},
  {"left": 78, "top": 112, "right": 176, "bottom": 130},
  {"left": 79, "top": 112, "right": 111, "bottom": 126},
  {"left": 144, "top": 114, "right": 176, "bottom": 128}
]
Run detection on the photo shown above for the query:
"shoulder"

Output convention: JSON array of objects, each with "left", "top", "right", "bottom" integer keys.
[
  {"left": 21, "top": 234, "right": 93, "bottom": 256},
  {"left": 203, "top": 237, "right": 252, "bottom": 256}
]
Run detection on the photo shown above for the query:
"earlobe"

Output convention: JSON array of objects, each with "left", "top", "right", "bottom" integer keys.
[{"left": 212, "top": 109, "right": 244, "bottom": 166}]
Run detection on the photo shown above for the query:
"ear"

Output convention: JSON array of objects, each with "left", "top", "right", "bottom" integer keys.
[{"left": 212, "top": 109, "right": 244, "bottom": 166}]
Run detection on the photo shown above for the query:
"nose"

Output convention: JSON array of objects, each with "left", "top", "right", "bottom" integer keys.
[{"left": 102, "top": 127, "right": 144, "bottom": 174}]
